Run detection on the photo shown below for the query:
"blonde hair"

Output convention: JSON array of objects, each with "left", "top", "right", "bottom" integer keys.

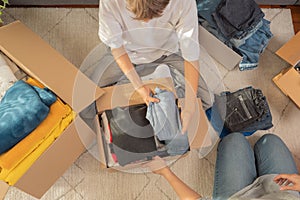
[{"left": 126, "top": 0, "right": 170, "bottom": 20}]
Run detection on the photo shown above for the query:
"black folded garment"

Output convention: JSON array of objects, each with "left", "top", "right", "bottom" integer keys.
[
  {"left": 214, "top": 87, "right": 273, "bottom": 132},
  {"left": 212, "top": 0, "right": 264, "bottom": 39},
  {"left": 104, "top": 104, "right": 167, "bottom": 166}
]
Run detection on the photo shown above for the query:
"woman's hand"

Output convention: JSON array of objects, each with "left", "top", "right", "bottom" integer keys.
[
  {"left": 274, "top": 174, "right": 300, "bottom": 192},
  {"left": 137, "top": 85, "right": 160, "bottom": 105}
]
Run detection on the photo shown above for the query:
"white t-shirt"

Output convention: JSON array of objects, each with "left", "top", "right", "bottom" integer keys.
[{"left": 98, "top": 0, "right": 200, "bottom": 64}]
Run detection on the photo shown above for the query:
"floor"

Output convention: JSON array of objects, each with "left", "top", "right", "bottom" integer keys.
[
  {"left": 1, "top": 7, "right": 300, "bottom": 200},
  {"left": 261, "top": 5, "right": 300, "bottom": 33}
]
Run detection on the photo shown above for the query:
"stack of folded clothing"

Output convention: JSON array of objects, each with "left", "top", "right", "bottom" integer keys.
[
  {"left": 197, "top": 0, "right": 273, "bottom": 70},
  {"left": 206, "top": 87, "right": 273, "bottom": 138},
  {"left": 99, "top": 87, "right": 189, "bottom": 167},
  {"left": 146, "top": 88, "right": 190, "bottom": 156},
  {"left": 0, "top": 77, "right": 75, "bottom": 185},
  {"left": 100, "top": 103, "right": 169, "bottom": 167},
  {"left": 0, "top": 80, "right": 57, "bottom": 155}
]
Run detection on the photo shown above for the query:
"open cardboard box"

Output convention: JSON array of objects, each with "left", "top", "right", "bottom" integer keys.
[
  {"left": 0, "top": 19, "right": 240, "bottom": 199},
  {"left": 198, "top": 26, "right": 242, "bottom": 70},
  {"left": 0, "top": 21, "right": 105, "bottom": 198},
  {"left": 95, "top": 77, "right": 211, "bottom": 170},
  {"left": 273, "top": 31, "right": 300, "bottom": 108}
]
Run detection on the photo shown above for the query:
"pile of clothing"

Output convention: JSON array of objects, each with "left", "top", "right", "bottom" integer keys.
[
  {"left": 0, "top": 54, "right": 74, "bottom": 185},
  {"left": 99, "top": 87, "right": 189, "bottom": 167},
  {"left": 197, "top": 0, "right": 273, "bottom": 70},
  {"left": 206, "top": 87, "right": 273, "bottom": 138}
]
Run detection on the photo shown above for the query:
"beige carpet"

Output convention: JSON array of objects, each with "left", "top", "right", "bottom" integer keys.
[{"left": 1, "top": 7, "right": 299, "bottom": 200}]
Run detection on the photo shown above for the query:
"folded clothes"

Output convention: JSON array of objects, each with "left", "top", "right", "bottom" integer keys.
[
  {"left": 207, "top": 86, "right": 273, "bottom": 138},
  {"left": 233, "top": 19, "right": 273, "bottom": 71},
  {"left": 212, "top": 0, "right": 264, "bottom": 39},
  {"left": 196, "top": 0, "right": 272, "bottom": 71},
  {"left": 0, "top": 78, "right": 75, "bottom": 185},
  {"left": 0, "top": 80, "right": 57, "bottom": 154},
  {"left": 146, "top": 87, "right": 182, "bottom": 141},
  {"left": 146, "top": 87, "right": 189, "bottom": 156},
  {"left": 104, "top": 104, "right": 161, "bottom": 166}
]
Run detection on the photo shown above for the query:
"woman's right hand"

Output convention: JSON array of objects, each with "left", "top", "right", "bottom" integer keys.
[
  {"left": 137, "top": 85, "right": 160, "bottom": 105},
  {"left": 274, "top": 174, "right": 300, "bottom": 192}
]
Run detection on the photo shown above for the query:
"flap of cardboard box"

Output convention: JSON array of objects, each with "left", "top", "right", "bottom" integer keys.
[
  {"left": 0, "top": 21, "right": 105, "bottom": 113},
  {"left": 273, "top": 67, "right": 300, "bottom": 108},
  {"left": 0, "top": 181, "right": 9, "bottom": 200},
  {"left": 14, "top": 117, "right": 96, "bottom": 198},
  {"left": 276, "top": 31, "right": 300, "bottom": 66},
  {"left": 199, "top": 25, "right": 242, "bottom": 70},
  {"left": 177, "top": 98, "right": 211, "bottom": 149}
]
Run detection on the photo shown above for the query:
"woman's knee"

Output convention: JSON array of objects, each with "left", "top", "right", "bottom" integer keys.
[
  {"left": 221, "top": 132, "right": 246, "bottom": 143},
  {"left": 254, "top": 134, "right": 286, "bottom": 150},
  {"left": 218, "top": 132, "right": 249, "bottom": 150}
]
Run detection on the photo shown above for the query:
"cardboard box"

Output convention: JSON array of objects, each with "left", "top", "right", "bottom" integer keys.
[
  {"left": 95, "top": 78, "right": 211, "bottom": 170},
  {"left": 273, "top": 31, "right": 300, "bottom": 108},
  {"left": 0, "top": 20, "right": 240, "bottom": 198},
  {"left": 276, "top": 31, "right": 300, "bottom": 66},
  {"left": 198, "top": 26, "right": 242, "bottom": 70},
  {"left": 0, "top": 21, "right": 105, "bottom": 198},
  {"left": 273, "top": 67, "right": 300, "bottom": 108}
]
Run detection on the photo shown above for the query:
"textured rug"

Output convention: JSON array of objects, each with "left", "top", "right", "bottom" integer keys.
[{"left": 1, "top": 7, "right": 298, "bottom": 200}]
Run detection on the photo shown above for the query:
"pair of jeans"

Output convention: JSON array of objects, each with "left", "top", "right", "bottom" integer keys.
[
  {"left": 205, "top": 107, "right": 255, "bottom": 139},
  {"left": 196, "top": 0, "right": 231, "bottom": 47},
  {"left": 196, "top": 0, "right": 222, "bottom": 29},
  {"left": 213, "top": 133, "right": 298, "bottom": 200},
  {"left": 146, "top": 87, "right": 189, "bottom": 156},
  {"left": 233, "top": 19, "right": 273, "bottom": 71},
  {"left": 212, "top": 0, "right": 264, "bottom": 39},
  {"left": 210, "top": 87, "right": 273, "bottom": 138}
]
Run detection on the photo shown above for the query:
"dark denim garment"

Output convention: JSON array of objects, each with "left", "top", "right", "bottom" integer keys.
[
  {"left": 206, "top": 108, "right": 255, "bottom": 139},
  {"left": 0, "top": 80, "right": 56, "bottom": 154},
  {"left": 212, "top": 0, "right": 265, "bottom": 39},
  {"left": 196, "top": 0, "right": 222, "bottom": 29},
  {"left": 146, "top": 87, "right": 189, "bottom": 156},
  {"left": 196, "top": 0, "right": 231, "bottom": 46},
  {"left": 206, "top": 87, "right": 273, "bottom": 138},
  {"left": 234, "top": 19, "right": 273, "bottom": 71},
  {"left": 196, "top": 0, "right": 272, "bottom": 71}
]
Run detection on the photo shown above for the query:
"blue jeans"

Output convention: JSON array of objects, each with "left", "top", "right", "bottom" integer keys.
[
  {"left": 235, "top": 19, "right": 273, "bottom": 71},
  {"left": 213, "top": 133, "right": 298, "bottom": 200}
]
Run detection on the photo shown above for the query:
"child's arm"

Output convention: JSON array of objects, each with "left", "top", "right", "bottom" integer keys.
[{"left": 111, "top": 46, "right": 160, "bottom": 105}]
